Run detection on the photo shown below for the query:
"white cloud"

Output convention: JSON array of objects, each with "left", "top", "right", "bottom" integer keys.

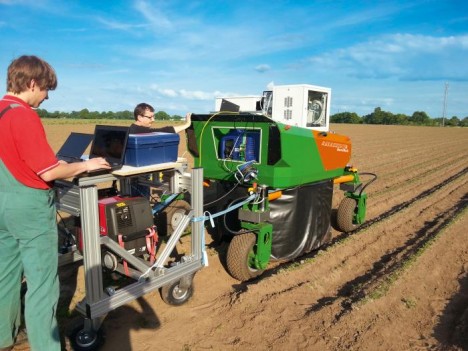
[
  {"left": 147, "top": 84, "right": 230, "bottom": 101},
  {"left": 326, "top": 3, "right": 416, "bottom": 30},
  {"left": 391, "top": 33, "right": 468, "bottom": 51},
  {"left": 179, "top": 89, "right": 215, "bottom": 100},
  {"left": 96, "top": 16, "right": 146, "bottom": 31},
  {"left": 255, "top": 64, "right": 271, "bottom": 73},
  {"left": 149, "top": 85, "right": 178, "bottom": 98},
  {"left": 134, "top": 0, "right": 173, "bottom": 30},
  {"left": 124, "top": 9, "right": 309, "bottom": 63},
  {"left": 305, "top": 33, "right": 468, "bottom": 81}
]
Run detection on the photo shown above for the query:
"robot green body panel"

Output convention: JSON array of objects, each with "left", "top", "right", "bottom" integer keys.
[
  {"left": 188, "top": 113, "right": 350, "bottom": 188},
  {"left": 186, "top": 112, "right": 374, "bottom": 281}
]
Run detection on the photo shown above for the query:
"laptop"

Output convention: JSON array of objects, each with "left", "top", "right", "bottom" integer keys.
[
  {"left": 56, "top": 132, "right": 94, "bottom": 163},
  {"left": 87, "top": 125, "right": 130, "bottom": 173}
]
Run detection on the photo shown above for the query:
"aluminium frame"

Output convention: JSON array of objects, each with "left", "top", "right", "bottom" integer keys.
[{"left": 55, "top": 161, "right": 205, "bottom": 334}]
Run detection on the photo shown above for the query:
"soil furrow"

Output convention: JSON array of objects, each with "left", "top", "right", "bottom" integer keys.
[
  {"left": 191, "top": 175, "right": 468, "bottom": 350},
  {"left": 361, "top": 165, "right": 467, "bottom": 220},
  {"left": 354, "top": 138, "right": 467, "bottom": 175},
  {"left": 315, "top": 210, "right": 468, "bottom": 351},
  {"left": 326, "top": 195, "right": 467, "bottom": 321},
  {"left": 230, "top": 170, "right": 468, "bottom": 310},
  {"left": 207, "top": 169, "right": 466, "bottom": 340},
  {"left": 198, "top": 202, "right": 467, "bottom": 351},
  {"left": 368, "top": 154, "right": 467, "bottom": 197}
]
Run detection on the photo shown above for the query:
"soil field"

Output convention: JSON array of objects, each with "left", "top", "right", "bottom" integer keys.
[{"left": 15, "top": 123, "right": 468, "bottom": 350}]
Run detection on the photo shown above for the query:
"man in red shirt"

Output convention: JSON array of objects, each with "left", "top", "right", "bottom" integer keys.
[{"left": 0, "top": 55, "right": 110, "bottom": 351}]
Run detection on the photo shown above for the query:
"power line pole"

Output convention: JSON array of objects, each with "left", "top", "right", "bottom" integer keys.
[{"left": 442, "top": 82, "right": 449, "bottom": 127}]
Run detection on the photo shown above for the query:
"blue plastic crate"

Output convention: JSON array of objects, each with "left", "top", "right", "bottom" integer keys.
[{"left": 124, "top": 132, "right": 180, "bottom": 167}]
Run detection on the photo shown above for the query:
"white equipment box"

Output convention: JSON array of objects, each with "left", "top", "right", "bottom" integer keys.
[
  {"left": 270, "top": 84, "right": 331, "bottom": 132},
  {"left": 215, "top": 84, "right": 331, "bottom": 132}
]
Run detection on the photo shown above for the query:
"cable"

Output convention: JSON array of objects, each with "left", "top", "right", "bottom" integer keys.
[
  {"left": 197, "top": 111, "right": 277, "bottom": 167},
  {"left": 204, "top": 182, "right": 240, "bottom": 207},
  {"left": 221, "top": 195, "right": 259, "bottom": 235},
  {"left": 198, "top": 111, "right": 239, "bottom": 167},
  {"left": 357, "top": 172, "right": 378, "bottom": 196},
  {"left": 235, "top": 160, "right": 258, "bottom": 183},
  {"left": 56, "top": 211, "right": 76, "bottom": 247},
  {"left": 139, "top": 193, "right": 256, "bottom": 280}
]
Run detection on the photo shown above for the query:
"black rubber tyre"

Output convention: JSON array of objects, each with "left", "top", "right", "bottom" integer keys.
[
  {"left": 226, "top": 232, "right": 264, "bottom": 282},
  {"left": 160, "top": 277, "right": 194, "bottom": 306},
  {"left": 164, "top": 200, "right": 191, "bottom": 235},
  {"left": 336, "top": 197, "right": 358, "bottom": 233},
  {"left": 320, "top": 228, "right": 333, "bottom": 245},
  {"left": 69, "top": 325, "right": 104, "bottom": 351}
]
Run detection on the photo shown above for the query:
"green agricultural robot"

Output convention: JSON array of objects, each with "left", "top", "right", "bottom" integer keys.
[{"left": 185, "top": 110, "right": 374, "bottom": 282}]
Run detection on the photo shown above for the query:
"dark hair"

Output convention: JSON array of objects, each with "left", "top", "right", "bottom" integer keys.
[
  {"left": 133, "top": 103, "right": 155, "bottom": 120},
  {"left": 7, "top": 55, "right": 57, "bottom": 94}
]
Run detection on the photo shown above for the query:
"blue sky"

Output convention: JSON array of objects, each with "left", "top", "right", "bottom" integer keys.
[{"left": 0, "top": 0, "right": 467, "bottom": 118}]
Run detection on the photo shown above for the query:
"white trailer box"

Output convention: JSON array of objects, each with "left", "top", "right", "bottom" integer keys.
[{"left": 271, "top": 84, "right": 331, "bottom": 132}]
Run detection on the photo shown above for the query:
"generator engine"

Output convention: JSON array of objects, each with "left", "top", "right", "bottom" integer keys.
[
  {"left": 98, "top": 195, "right": 155, "bottom": 255},
  {"left": 76, "top": 195, "right": 157, "bottom": 274}
]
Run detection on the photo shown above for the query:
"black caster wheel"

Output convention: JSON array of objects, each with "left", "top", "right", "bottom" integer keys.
[
  {"left": 69, "top": 325, "right": 104, "bottom": 351},
  {"left": 160, "top": 275, "right": 194, "bottom": 306}
]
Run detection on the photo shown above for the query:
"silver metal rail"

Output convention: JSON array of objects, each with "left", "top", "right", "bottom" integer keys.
[{"left": 55, "top": 164, "right": 205, "bottom": 334}]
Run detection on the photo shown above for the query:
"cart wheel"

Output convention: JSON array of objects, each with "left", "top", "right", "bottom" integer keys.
[
  {"left": 165, "top": 200, "right": 191, "bottom": 235},
  {"left": 226, "top": 232, "right": 264, "bottom": 281},
  {"left": 160, "top": 277, "right": 194, "bottom": 306},
  {"left": 337, "top": 197, "right": 359, "bottom": 232},
  {"left": 69, "top": 325, "right": 104, "bottom": 351}
]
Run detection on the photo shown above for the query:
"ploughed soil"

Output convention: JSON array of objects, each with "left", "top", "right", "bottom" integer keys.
[{"left": 15, "top": 123, "right": 468, "bottom": 350}]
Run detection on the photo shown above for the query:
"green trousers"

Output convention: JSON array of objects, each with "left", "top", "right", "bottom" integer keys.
[{"left": 0, "top": 160, "right": 60, "bottom": 351}]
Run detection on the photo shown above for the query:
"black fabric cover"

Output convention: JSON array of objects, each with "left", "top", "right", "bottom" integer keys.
[
  {"left": 269, "top": 180, "right": 333, "bottom": 261},
  {"left": 204, "top": 180, "right": 333, "bottom": 260}
]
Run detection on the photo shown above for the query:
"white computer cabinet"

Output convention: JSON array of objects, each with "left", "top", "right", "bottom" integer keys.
[{"left": 271, "top": 84, "right": 331, "bottom": 132}]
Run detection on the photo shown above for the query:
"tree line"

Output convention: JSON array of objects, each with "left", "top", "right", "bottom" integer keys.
[
  {"left": 36, "top": 108, "right": 184, "bottom": 121},
  {"left": 331, "top": 107, "right": 467, "bottom": 127},
  {"left": 37, "top": 106, "right": 467, "bottom": 127}
]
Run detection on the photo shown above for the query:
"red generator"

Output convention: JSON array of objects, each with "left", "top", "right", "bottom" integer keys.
[
  {"left": 99, "top": 195, "right": 156, "bottom": 253},
  {"left": 77, "top": 195, "right": 156, "bottom": 262}
]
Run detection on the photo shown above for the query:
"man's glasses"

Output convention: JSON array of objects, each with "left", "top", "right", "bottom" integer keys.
[{"left": 140, "top": 114, "right": 154, "bottom": 119}]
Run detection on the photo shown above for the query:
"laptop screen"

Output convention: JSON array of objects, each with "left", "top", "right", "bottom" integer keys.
[
  {"left": 220, "top": 99, "right": 240, "bottom": 112},
  {"left": 89, "top": 125, "right": 129, "bottom": 168},
  {"left": 56, "top": 132, "right": 94, "bottom": 162}
]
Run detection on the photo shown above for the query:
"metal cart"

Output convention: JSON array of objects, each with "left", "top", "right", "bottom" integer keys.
[{"left": 55, "top": 159, "right": 205, "bottom": 350}]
